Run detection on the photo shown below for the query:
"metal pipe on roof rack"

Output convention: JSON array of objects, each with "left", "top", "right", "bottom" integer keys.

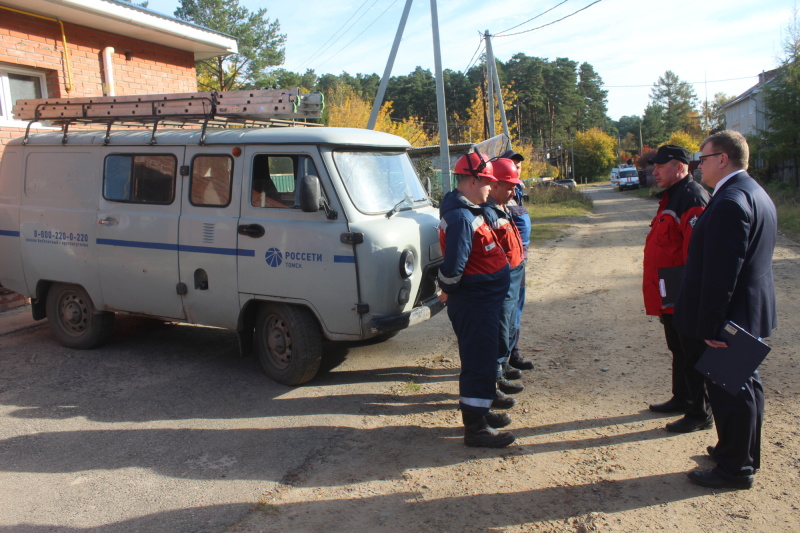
[
  {"left": 0, "top": 6, "right": 74, "bottom": 93},
  {"left": 102, "top": 47, "right": 116, "bottom": 97}
]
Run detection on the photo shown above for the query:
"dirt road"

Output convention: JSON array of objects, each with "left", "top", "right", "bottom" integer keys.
[{"left": 233, "top": 183, "right": 800, "bottom": 533}]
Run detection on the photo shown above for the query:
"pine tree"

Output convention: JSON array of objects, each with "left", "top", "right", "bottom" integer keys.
[
  {"left": 759, "top": 13, "right": 800, "bottom": 186},
  {"left": 174, "top": 0, "right": 285, "bottom": 91},
  {"left": 649, "top": 71, "right": 699, "bottom": 135}
]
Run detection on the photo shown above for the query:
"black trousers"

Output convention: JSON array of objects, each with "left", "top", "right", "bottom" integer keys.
[
  {"left": 661, "top": 314, "right": 711, "bottom": 420},
  {"left": 707, "top": 372, "right": 764, "bottom": 477}
]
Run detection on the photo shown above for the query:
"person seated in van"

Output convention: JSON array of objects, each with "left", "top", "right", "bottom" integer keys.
[
  {"left": 251, "top": 156, "right": 285, "bottom": 208},
  {"left": 437, "top": 152, "right": 515, "bottom": 448}
]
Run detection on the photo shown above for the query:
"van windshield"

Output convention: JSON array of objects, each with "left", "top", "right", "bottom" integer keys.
[
  {"left": 619, "top": 169, "right": 638, "bottom": 178},
  {"left": 333, "top": 151, "right": 430, "bottom": 214}
]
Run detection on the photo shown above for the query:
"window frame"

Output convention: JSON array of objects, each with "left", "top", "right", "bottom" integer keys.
[
  {"left": 0, "top": 64, "right": 48, "bottom": 126},
  {"left": 102, "top": 153, "right": 178, "bottom": 205},
  {"left": 189, "top": 154, "right": 234, "bottom": 208}
]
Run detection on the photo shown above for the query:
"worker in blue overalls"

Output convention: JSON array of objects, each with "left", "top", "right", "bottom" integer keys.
[
  {"left": 482, "top": 157, "right": 526, "bottom": 394},
  {"left": 438, "top": 152, "right": 514, "bottom": 448},
  {"left": 500, "top": 149, "right": 535, "bottom": 374}
]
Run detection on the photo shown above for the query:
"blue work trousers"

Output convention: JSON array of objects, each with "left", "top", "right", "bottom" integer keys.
[
  {"left": 498, "top": 262, "right": 525, "bottom": 376},
  {"left": 446, "top": 275, "right": 509, "bottom": 414}
]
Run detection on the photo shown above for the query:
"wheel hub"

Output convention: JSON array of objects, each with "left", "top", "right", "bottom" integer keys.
[{"left": 267, "top": 316, "right": 292, "bottom": 368}]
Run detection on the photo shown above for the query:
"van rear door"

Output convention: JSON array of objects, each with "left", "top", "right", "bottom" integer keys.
[{"left": 96, "top": 147, "right": 186, "bottom": 319}]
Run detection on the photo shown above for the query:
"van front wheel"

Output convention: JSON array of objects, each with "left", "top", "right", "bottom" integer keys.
[
  {"left": 46, "top": 283, "right": 115, "bottom": 349},
  {"left": 255, "top": 304, "right": 322, "bottom": 386}
]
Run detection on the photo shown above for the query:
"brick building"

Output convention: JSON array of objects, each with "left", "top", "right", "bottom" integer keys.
[{"left": 0, "top": 0, "right": 237, "bottom": 309}]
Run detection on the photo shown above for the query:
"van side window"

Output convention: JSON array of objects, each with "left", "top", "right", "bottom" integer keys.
[
  {"left": 103, "top": 154, "right": 176, "bottom": 204},
  {"left": 190, "top": 155, "right": 233, "bottom": 207},
  {"left": 250, "top": 154, "right": 320, "bottom": 209}
]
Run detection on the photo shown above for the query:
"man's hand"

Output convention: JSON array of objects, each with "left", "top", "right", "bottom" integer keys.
[
  {"left": 438, "top": 292, "right": 448, "bottom": 303},
  {"left": 705, "top": 339, "right": 728, "bottom": 348}
]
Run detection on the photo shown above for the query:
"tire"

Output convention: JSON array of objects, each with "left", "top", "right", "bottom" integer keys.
[
  {"left": 45, "top": 283, "right": 115, "bottom": 349},
  {"left": 255, "top": 303, "right": 322, "bottom": 386}
]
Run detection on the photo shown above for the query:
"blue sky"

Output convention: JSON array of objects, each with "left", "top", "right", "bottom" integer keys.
[{"left": 144, "top": 0, "right": 795, "bottom": 121}]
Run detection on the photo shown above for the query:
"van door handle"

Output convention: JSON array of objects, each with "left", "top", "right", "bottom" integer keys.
[
  {"left": 238, "top": 224, "right": 265, "bottom": 238},
  {"left": 97, "top": 217, "right": 117, "bottom": 226}
]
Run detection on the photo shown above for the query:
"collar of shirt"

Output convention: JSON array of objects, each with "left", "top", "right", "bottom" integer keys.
[{"left": 712, "top": 171, "right": 741, "bottom": 196}]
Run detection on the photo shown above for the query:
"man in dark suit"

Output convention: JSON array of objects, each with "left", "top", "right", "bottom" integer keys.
[{"left": 674, "top": 130, "right": 777, "bottom": 490}]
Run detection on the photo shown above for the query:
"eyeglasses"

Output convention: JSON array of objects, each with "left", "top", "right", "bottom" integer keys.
[{"left": 698, "top": 152, "right": 723, "bottom": 165}]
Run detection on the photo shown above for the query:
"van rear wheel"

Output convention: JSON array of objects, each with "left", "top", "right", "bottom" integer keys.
[
  {"left": 46, "top": 283, "right": 115, "bottom": 349},
  {"left": 255, "top": 303, "right": 322, "bottom": 386}
]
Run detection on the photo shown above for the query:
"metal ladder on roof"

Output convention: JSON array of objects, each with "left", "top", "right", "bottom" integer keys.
[{"left": 13, "top": 88, "right": 324, "bottom": 145}]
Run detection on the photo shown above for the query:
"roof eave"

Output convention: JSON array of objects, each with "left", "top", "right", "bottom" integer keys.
[{"left": 1, "top": 0, "right": 237, "bottom": 60}]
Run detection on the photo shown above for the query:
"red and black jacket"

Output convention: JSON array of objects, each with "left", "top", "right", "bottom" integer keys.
[{"left": 642, "top": 175, "right": 709, "bottom": 316}]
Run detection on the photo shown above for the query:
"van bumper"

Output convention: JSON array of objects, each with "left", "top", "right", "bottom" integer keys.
[{"left": 368, "top": 295, "right": 445, "bottom": 336}]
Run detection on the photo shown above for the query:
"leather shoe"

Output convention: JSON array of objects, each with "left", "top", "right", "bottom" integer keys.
[
  {"left": 687, "top": 468, "right": 753, "bottom": 490},
  {"left": 491, "top": 390, "right": 516, "bottom": 410},
  {"left": 509, "top": 357, "right": 534, "bottom": 371},
  {"left": 665, "top": 417, "right": 713, "bottom": 433},
  {"left": 504, "top": 367, "right": 522, "bottom": 380},
  {"left": 497, "top": 378, "right": 524, "bottom": 394},
  {"left": 649, "top": 397, "right": 690, "bottom": 414}
]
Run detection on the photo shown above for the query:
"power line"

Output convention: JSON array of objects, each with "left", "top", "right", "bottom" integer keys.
[
  {"left": 294, "top": 0, "right": 378, "bottom": 71},
  {"left": 494, "top": 0, "right": 569, "bottom": 37},
  {"left": 313, "top": 0, "right": 400, "bottom": 71},
  {"left": 495, "top": 0, "right": 605, "bottom": 38},
  {"left": 463, "top": 37, "right": 484, "bottom": 73},
  {"left": 602, "top": 75, "right": 757, "bottom": 88}
]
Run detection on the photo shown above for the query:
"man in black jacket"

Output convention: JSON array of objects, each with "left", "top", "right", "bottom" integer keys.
[
  {"left": 674, "top": 130, "right": 777, "bottom": 490},
  {"left": 642, "top": 145, "right": 711, "bottom": 434}
]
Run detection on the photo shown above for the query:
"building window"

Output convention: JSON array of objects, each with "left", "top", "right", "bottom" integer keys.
[{"left": 0, "top": 65, "right": 47, "bottom": 123}]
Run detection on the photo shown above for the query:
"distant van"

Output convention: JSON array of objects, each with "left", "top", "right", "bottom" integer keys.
[
  {"left": 617, "top": 167, "right": 640, "bottom": 191},
  {"left": 0, "top": 92, "right": 445, "bottom": 385}
]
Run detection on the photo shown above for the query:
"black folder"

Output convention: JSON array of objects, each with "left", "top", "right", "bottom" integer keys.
[
  {"left": 658, "top": 265, "right": 684, "bottom": 308},
  {"left": 694, "top": 321, "right": 771, "bottom": 395}
]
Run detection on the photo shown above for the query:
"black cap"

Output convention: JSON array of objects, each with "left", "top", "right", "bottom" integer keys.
[
  {"left": 499, "top": 149, "right": 525, "bottom": 162},
  {"left": 648, "top": 145, "right": 690, "bottom": 165}
]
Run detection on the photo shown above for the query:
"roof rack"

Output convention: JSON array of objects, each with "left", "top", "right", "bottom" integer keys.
[{"left": 13, "top": 88, "right": 324, "bottom": 145}]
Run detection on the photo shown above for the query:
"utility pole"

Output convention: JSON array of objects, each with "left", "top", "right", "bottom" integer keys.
[
  {"left": 430, "top": 0, "right": 451, "bottom": 192},
  {"left": 368, "top": 0, "right": 451, "bottom": 192},
  {"left": 367, "top": 0, "right": 414, "bottom": 130},
  {"left": 484, "top": 31, "right": 510, "bottom": 143},
  {"left": 484, "top": 30, "right": 495, "bottom": 138}
]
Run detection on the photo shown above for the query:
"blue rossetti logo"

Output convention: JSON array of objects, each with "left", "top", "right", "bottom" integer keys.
[{"left": 265, "top": 248, "right": 283, "bottom": 267}]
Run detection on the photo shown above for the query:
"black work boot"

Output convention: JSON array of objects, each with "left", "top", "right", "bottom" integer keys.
[
  {"left": 498, "top": 378, "right": 524, "bottom": 394},
  {"left": 504, "top": 367, "right": 522, "bottom": 380},
  {"left": 484, "top": 411, "right": 512, "bottom": 428},
  {"left": 491, "top": 389, "right": 516, "bottom": 409},
  {"left": 509, "top": 356, "right": 534, "bottom": 371},
  {"left": 462, "top": 410, "right": 515, "bottom": 448}
]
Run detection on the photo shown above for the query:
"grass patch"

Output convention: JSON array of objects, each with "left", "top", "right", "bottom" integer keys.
[
  {"left": 765, "top": 182, "right": 800, "bottom": 238},
  {"left": 524, "top": 185, "right": 593, "bottom": 220},
  {"left": 530, "top": 223, "right": 571, "bottom": 246},
  {"left": 403, "top": 380, "right": 421, "bottom": 392}
]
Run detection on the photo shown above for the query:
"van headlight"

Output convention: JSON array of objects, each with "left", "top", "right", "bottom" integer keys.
[{"left": 399, "top": 249, "right": 415, "bottom": 278}]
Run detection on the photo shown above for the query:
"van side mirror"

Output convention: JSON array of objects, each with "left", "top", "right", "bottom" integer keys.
[
  {"left": 299, "top": 174, "right": 321, "bottom": 212},
  {"left": 299, "top": 174, "right": 337, "bottom": 220}
]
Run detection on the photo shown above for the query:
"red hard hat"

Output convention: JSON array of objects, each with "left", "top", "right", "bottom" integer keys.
[
  {"left": 454, "top": 152, "right": 496, "bottom": 180},
  {"left": 491, "top": 158, "right": 522, "bottom": 184}
]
